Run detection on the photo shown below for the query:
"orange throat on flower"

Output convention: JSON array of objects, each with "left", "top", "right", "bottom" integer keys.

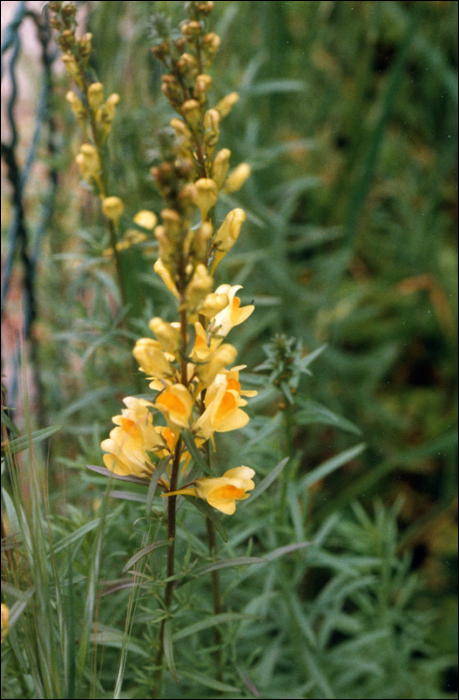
[
  {"left": 212, "top": 484, "right": 246, "bottom": 500},
  {"left": 214, "top": 391, "right": 237, "bottom": 423},
  {"left": 157, "top": 392, "right": 186, "bottom": 415}
]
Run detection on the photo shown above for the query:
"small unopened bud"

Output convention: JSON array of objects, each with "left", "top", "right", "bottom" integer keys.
[
  {"left": 215, "top": 92, "right": 239, "bottom": 119},
  {"left": 87, "top": 82, "right": 104, "bottom": 111},
  {"left": 211, "top": 208, "right": 246, "bottom": 272},
  {"left": 181, "top": 20, "right": 203, "bottom": 38},
  {"left": 182, "top": 99, "right": 201, "bottom": 128},
  {"left": 102, "top": 196, "right": 124, "bottom": 225},
  {"left": 75, "top": 144, "right": 100, "bottom": 182},
  {"left": 154, "top": 226, "right": 172, "bottom": 261},
  {"left": 161, "top": 209, "right": 182, "bottom": 238},
  {"left": 193, "top": 221, "right": 213, "bottom": 262},
  {"left": 134, "top": 210, "right": 157, "bottom": 230},
  {"left": 196, "top": 1, "right": 214, "bottom": 14},
  {"left": 193, "top": 179, "right": 218, "bottom": 221},
  {"left": 199, "top": 292, "right": 229, "bottom": 318},
  {"left": 186, "top": 264, "right": 213, "bottom": 312},
  {"left": 176, "top": 52, "right": 197, "bottom": 74},
  {"left": 78, "top": 32, "right": 92, "bottom": 59},
  {"left": 133, "top": 338, "right": 173, "bottom": 378},
  {"left": 66, "top": 91, "right": 86, "bottom": 122},
  {"left": 149, "top": 317, "right": 181, "bottom": 354},
  {"left": 154, "top": 259, "right": 179, "bottom": 298},
  {"left": 204, "top": 109, "right": 220, "bottom": 150},
  {"left": 194, "top": 74, "right": 213, "bottom": 102},
  {"left": 62, "top": 54, "right": 80, "bottom": 78},
  {"left": 202, "top": 32, "right": 221, "bottom": 54},
  {"left": 212, "top": 148, "right": 231, "bottom": 188},
  {"left": 223, "top": 163, "right": 251, "bottom": 194}
]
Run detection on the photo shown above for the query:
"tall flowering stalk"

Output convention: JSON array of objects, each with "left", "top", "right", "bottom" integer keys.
[{"left": 52, "top": 0, "right": 255, "bottom": 693}]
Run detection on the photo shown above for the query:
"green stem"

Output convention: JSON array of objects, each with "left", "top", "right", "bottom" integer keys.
[
  {"left": 206, "top": 516, "right": 224, "bottom": 682},
  {"left": 280, "top": 401, "right": 294, "bottom": 514}
]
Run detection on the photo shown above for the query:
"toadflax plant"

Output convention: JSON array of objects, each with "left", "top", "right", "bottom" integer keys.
[{"left": 51, "top": 0, "right": 262, "bottom": 695}]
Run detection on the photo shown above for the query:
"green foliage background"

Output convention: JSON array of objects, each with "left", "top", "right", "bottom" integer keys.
[{"left": 1, "top": 1, "right": 458, "bottom": 699}]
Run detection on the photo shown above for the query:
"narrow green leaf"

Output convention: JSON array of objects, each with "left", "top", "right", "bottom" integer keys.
[
  {"left": 181, "top": 429, "right": 215, "bottom": 475},
  {"left": 122, "top": 540, "right": 168, "bottom": 573},
  {"left": 187, "top": 498, "right": 228, "bottom": 543},
  {"left": 194, "top": 557, "right": 264, "bottom": 578},
  {"left": 1, "top": 488, "right": 20, "bottom": 536},
  {"left": 295, "top": 400, "right": 362, "bottom": 436},
  {"left": 163, "top": 620, "right": 179, "bottom": 684},
  {"left": 180, "top": 669, "right": 242, "bottom": 694},
  {"left": 6, "top": 425, "right": 62, "bottom": 455},
  {"left": 299, "top": 344, "right": 327, "bottom": 371},
  {"left": 109, "top": 491, "right": 147, "bottom": 504},
  {"left": 299, "top": 444, "right": 366, "bottom": 491},
  {"left": 146, "top": 457, "right": 170, "bottom": 516},
  {"left": 53, "top": 518, "right": 104, "bottom": 555},
  {"left": 173, "top": 612, "right": 252, "bottom": 642},
  {"left": 263, "top": 542, "right": 309, "bottom": 562},
  {"left": 239, "top": 457, "right": 289, "bottom": 509},
  {"left": 1, "top": 409, "right": 20, "bottom": 435},
  {"left": 90, "top": 626, "right": 149, "bottom": 658},
  {"left": 86, "top": 464, "right": 150, "bottom": 486}
]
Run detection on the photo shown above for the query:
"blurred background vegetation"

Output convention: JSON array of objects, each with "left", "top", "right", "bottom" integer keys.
[{"left": 1, "top": 1, "right": 457, "bottom": 698}]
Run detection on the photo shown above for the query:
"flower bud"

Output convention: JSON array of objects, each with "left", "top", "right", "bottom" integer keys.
[
  {"left": 149, "top": 317, "right": 181, "bottom": 354},
  {"left": 202, "top": 32, "right": 221, "bottom": 55},
  {"left": 186, "top": 264, "right": 213, "bottom": 312},
  {"left": 193, "top": 221, "right": 213, "bottom": 262},
  {"left": 161, "top": 208, "right": 182, "bottom": 239},
  {"left": 102, "top": 196, "right": 124, "bottom": 225},
  {"left": 154, "top": 259, "right": 179, "bottom": 298},
  {"left": 75, "top": 144, "right": 100, "bottom": 182},
  {"left": 211, "top": 208, "right": 246, "bottom": 272},
  {"left": 78, "top": 32, "right": 92, "bottom": 59},
  {"left": 194, "top": 74, "right": 213, "bottom": 102},
  {"left": 181, "top": 20, "right": 203, "bottom": 38},
  {"left": 61, "top": 54, "right": 80, "bottom": 78},
  {"left": 196, "top": 343, "right": 237, "bottom": 387},
  {"left": 66, "top": 90, "right": 86, "bottom": 123},
  {"left": 223, "top": 163, "right": 251, "bottom": 194},
  {"left": 87, "top": 82, "right": 104, "bottom": 111},
  {"left": 204, "top": 109, "right": 220, "bottom": 150},
  {"left": 182, "top": 99, "right": 201, "bottom": 128},
  {"left": 133, "top": 338, "right": 173, "bottom": 378},
  {"left": 198, "top": 292, "right": 229, "bottom": 318},
  {"left": 215, "top": 92, "right": 239, "bottom": 119},
  {"left": 212, "top": 148, "right": 231, "bottom": 188},
  {"left": 193, "top": 178, "right": 218, "bottom": 221},
  {"left": 134, "top": 210, "right": 157, "bottom": 230}
]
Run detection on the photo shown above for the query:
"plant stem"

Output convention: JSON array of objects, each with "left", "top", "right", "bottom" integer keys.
[
  {"left": 152, "top": 436, "right": 182, "bottom": 699},
  {"left": 280, "top": 400, "right": 294, "bottom": 514},
  {"left": 206, "top": 516, "right": 224, "bottom": 682}
]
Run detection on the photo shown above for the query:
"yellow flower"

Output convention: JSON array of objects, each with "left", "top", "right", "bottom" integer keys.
[
  {"left": 133, "top": 338, "right": 175, "bottom": 380},
  {"left": 194, "top": 373, "right": 250, "bottom": 439},
  {"left": 211, "top": 208, "right": 246, "bottom": 272},
  {"left": 198, "top": 292, "right": 229, "bottom": 319},
  {"left": 155, "top": 383, "right": 194, "bottom": 429},
  {"left": 87, "top": 82, "right": 104, "bottom": 111},
  {"left": 1, "top": 604, "right": 9, "bottom": 645},
  {"left": 164, "top": 466, "right": 255, "bottom": 515},
  {"left": 186, "top": 264, "right": 213, "bottom": 312},
  {"left": 212, "top": 148, "right": 231, "bottom": 188},
  {"left": 209, "top": 285, "right": 254, "bottom": 337},
  {"left": 101, "top": 399, "right": 161, "bottom": 478},
  {"left": 66, "top": 90, "right": 86, "bottom": 127}
]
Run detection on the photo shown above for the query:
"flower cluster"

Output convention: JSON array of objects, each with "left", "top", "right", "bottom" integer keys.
[{"left": 96, "top": 1, "right": 255, "bottom": 514}]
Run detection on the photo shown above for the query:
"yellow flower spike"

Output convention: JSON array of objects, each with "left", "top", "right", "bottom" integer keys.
[
  {"left": 181, "top": 98, "right": 201, "bottom": 128},
  {"left": 155, "top": 383, "right": 193, "bottom": 429},
  {"left": 87, "top": 82, "right": 104, "bottom": 111},
  {"left": 102, "top": 196, "right": 124, "bottom": 225},
  {"left": 198, "top": 292, "right": 229, "bottom": 319},
  {"left": 211, "top": 208, "right": 246, "bottom": 273},
  {"left": 154, "top": 259, "right": 180, "bottom": 298},
  {"left": 223, "top": 163, "right": 251, "bottom": 194},
  {"left": 212, "top": 148, "right": 232, "bottom": 189},
  {"left": 186, "top": 263, "right": 214, "bottom": 312},
  {"left": 209, "top": 284, "right": 255, "bottom": 337},
  {"left": 1, "top": 604, "right": 9, "bottom": 645},
  {"left": 75, "top": 144, "right": 101, "bottom": 182},
  {"left": 196, "top": 342, "right": 238, "bottom": 389},
  {"left": 163, "top": 467, "right": 255, "bottom": 515},
  {"left": 193, "top": 178, "right": 218, "bottom": 222},
  {"left": 133, "top": 338, "right": 175, "bottom": 379},
  {"left": 134, "top": 210, "right": 157, "bottom": 231},
  {"left": 215, "top": 92, "right": 239, "bottom": 119},
  {"left": 149, "top": 317, "right": 181, "bottom": 355}
]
